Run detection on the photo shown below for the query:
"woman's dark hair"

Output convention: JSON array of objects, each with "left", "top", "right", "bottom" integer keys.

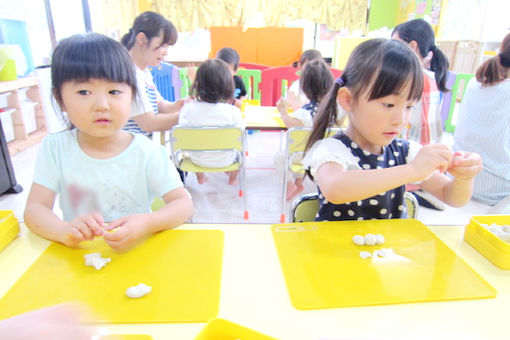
[
  {"left": 216, "top": 47, "right": 240, "bottom": 71},
  {"left": 305, "top": 39, "right": 423, "bottom": 155},
  {"left": 393, "top": 19, "right": 449, "bottom": 92},
  {"left": 300, "top": 58, "right": 334, "bottom": 103},
  {"left": 191, "top": 59, "right": 234, "bottom": 103},
  {"left": 121, "top": 11, "right": 177, "bottom": 50},
  {"left": 51, "top": 33, "right": 137, "bottom": 107},
  {"left": 476, "top": 32, "right": 510, "bottom": 86}
]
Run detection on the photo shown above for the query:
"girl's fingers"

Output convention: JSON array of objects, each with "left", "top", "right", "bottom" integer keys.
[{"left": 73, "top": 221, "right": 93, "bottom": 240}]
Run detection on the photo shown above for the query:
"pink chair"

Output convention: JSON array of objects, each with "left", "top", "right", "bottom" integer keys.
[
  {"left": 260, "top": 66, "right": 299, "bottom": 106},
  {"left": 330, "top": 68, "right": 342, "bottom": 79},
  {"left": 239, "top": 62, "right": 270, "bottom": 70}
]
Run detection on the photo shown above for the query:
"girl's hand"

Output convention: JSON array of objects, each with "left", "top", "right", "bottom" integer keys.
[
  {"left": 102, "top": 214, "right": 151, "bottom": 251},
  {"left": 64, "top": 212, "right": 105, "bottom": 247},
  {"left": 409, "top": 144, "right": 453, "bottom": 182},
  {"left": 277, "top": 97, "right": 288, "bottom": 116},
  {"left": 448, "top": 151, "right": 483, "bottom": 180}
]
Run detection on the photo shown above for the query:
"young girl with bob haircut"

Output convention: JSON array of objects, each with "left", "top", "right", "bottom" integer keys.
[
  {"left": 24, "top": 33, "right": 193, "bottom": 250},
  {"left": 178, "top": 58, "right": 245, "bottom": 185},
  {"left": 302, "top": 39, "right": 482, "bottom": 221}
]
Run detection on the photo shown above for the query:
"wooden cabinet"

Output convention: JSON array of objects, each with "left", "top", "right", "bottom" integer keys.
[{"left": 0, "top": 77, "right": 47, "bottom": 156}]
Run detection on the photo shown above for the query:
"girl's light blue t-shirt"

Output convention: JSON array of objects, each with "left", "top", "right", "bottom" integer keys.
[{"left": 33, "top": 129, "right": 183, "bottom": 222}]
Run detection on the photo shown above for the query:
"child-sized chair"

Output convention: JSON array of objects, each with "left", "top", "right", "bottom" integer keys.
[
  {"left": 289, "top": 192, "right": 419, "bottom": 222},
  {"left": 169, "top": 126, "right": 249, "bottom": 220},
  {"left": 280, "top": 127, "right": 342, "bottom": 223},
  {"left": 444, "top": 73, "right": 475, "bottom": 133},
  {"left": 149, "top": 62, "right": 180, "bottom": 101}
]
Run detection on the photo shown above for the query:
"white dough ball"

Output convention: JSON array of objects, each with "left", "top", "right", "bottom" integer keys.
[
  {"left": 375, "top": 234, "right": 385, "bottom": 245},
  {"left": 352, "top": 235, "right": 365, "bottom": 246},
  {"left": 126, "top": 283, "right": 152, "bottom": 298},
  {"left": 364, "top": 234, "right": 376, "bottom": 246},
  {"left": 359, "top": 251, "right": 372, "bottom": 259}
]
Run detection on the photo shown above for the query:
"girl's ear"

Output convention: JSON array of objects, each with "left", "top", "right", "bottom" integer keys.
[
  {"left": 336, "top": 87, "right": 353, "bottom": 112},
  {"left": 135, "top": 32, "right": 148, "bottom": 47},
  {"left": 409, "top": 40, "right": 420, "bottom": 54}
]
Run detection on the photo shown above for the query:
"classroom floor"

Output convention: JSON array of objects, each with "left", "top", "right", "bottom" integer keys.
[{"left": 0, "top": 130, "right": 492, "bottom": 226}]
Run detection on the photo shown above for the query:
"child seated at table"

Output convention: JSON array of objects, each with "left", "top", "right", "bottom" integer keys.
[
  {"left": 302, "top": 38, "right": 482, "bottom": 221},
  {"left": 216, "top": 47, "right": 246, "bottom": 109},
  {"left": 23, "top": 33, "right": 193, "bottom": 250},
  {"left": 178, "top": 59, "right": 245, "bottom": 185},
  {"left": 286, "top": 49, "right": 323, "bottom": 110},
  {"left": 276, "top": 58, "right": 334, "bottom": 200}
]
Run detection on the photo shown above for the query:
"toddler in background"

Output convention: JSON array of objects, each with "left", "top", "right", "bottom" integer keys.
[
  {"left": 216, "top": 47, "right": 247, "bottom": 108},
  {"left": 302, "top": 38, "right": 482, "bottom": 221},
  {"left": 24, "top": 33, "right": 193, "bottom": 250},
  {"left": 178, "top": 59, "right": 245, "bottom": 185},
  {"left": 286, "top": 49, "right": 323, "bottom": 110},
  {"left": 277, "top": 58, "right": 334, "bottom": 200}
]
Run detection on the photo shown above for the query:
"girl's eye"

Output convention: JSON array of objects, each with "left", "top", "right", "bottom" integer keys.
[
  {"left": 109, "top": 89, "right": 122, "bottom": 95},
  {"left": 77, "top": 90, "right": 90, "bottom": 95},
  {"left": 382, "top": 103, "right": 394, "bottom": 108},
  {"left": 406, "top": 105, "right": 414, "bottom": 110}
]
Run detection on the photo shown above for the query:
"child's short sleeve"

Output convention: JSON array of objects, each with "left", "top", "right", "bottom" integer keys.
[
  {"left": 146, "top": 145, "right": 184, "bottom": 198},
  {"left": 302, "top": 138, "right": 361, "bottom": 178},
  {"left": 291, "top": 108, "right": 313, "bottom": 128},
  {"left": 33, "top": 136, "right": 60, "bottom": 192}
]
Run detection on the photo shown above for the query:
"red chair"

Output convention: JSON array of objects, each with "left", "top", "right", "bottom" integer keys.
[
  {"left": 239, "top": 62, "right": 270, "bottom": 70},
  {"left": 260, "top": 66, "right": 300, "bottom": 106},
  {"left": 330, "top": 68, "right": 342, "bottom": 79}
]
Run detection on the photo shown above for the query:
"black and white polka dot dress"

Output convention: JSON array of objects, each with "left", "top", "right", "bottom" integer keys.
[{"left": 316, "top": 133, "right": 410, "bottom": 221}]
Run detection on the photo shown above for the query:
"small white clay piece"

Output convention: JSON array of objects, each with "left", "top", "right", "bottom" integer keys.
[
  {"left": 482, "top": 223, "right": 510, "bottom": 243},
  {"left": 374, "top": 249, "right": 387, "bottom": 258},
  {"left": 126, "top": 283, "right": 152, "bottom": 298},
  {"left": 364, "top": 233, "right": 376, "bottom": 246},
  {"left": 84, "top": 253, "right": 111, "bottom": 270},
  {"left": 375, "top": 234, "right": 385, "bottom": 245},
  {"left": 359, "top": 251, "right": 372, "bottom": 259},
  {"left": 352, "top": 235, "right": 365, "bottom": 246}
]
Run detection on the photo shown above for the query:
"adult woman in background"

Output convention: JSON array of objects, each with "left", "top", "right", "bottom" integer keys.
[
  {"left": 121, "top": 11, "right": 185, "bottom": 137},
  {"left": 454, "top": 33, "right": 510, "bottom": 211},
  {"left": 392, "top": 18, "right": 450, "bottom": 145}
]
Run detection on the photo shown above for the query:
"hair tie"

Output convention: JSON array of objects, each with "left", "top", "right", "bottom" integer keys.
[
  {"left": 335, "top": 77, "right": 344, "bottom": 86},
  {"left": 499, "top": 53, "right": 510, "bottom": 68}
]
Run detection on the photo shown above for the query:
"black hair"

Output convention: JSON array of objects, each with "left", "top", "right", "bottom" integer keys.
[
  {"left": 476, "top": 32, "right": 510, "bottom": 86},
  {"left": 51, "top": 33, "right": 137, "bottom": 107},
  {"left": 300, "top": 58, "right": 334, "bottom": 103},
  {"left": 191, "top": 59, "right": 234, "bottom": 103},
  {"left": 216, "top": 47, "right": 240, "bottom": 71},
  {"left": 392, "top": 19, "right": 449, "bottom": 92},
  {"left": 299, "top": 49, "right": 323, "bottom": 67},
  {"left": 305, "top": 39, "right": 423, "bottom": 155},
  {"left": 121, "top": 11, "right": 177, "bottom": 50}
]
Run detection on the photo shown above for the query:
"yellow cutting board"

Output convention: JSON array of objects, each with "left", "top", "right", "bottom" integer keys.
[
  {"left": 272, "top": 220, "right": 496, "bottom": 309},
  {"left": 0, "top": 230, "right": 223, "bottom": 323}
]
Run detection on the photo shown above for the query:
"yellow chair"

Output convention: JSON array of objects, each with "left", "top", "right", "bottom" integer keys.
[
  {"left": 290, "top": 191, "right": 419, "bottom": 222},
  {"left": 169, "top": 125, "right": 248, "bottom": 219},
  {"left": 281, "top": 127, "right": 342, "bottom": 223}
]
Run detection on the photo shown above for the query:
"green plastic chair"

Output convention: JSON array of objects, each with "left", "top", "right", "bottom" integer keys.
[
  {"left": 237, "top": 69, "right": 261, "bottom": 101},
  {"left": 444, "top": 73, "right": 475, "bottom": 133},
  {"left": 178, "top": 67, "right": 195, "bottom": 98}
]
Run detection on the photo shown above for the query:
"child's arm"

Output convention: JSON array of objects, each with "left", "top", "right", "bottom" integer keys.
[
  {"left": 420, "top": 151, "right": 482, "bottom": 207},
  {"left": 103, "top": 187, "right": 193, "bottom": 251},
  {"left": 315, "top": 144, "right": 453, "bottom": 204},
  {"left": 133, "top": 111, "right": 179, "bottom": 132},
  {"left": 24, "top": 183, "right": 104, "bottom": 247},
  {"left": 158, "top": 98, "right": 187, "bottom": 114},
  {"left": 277, "top": 97, "right": 304, "bottom": 128}
]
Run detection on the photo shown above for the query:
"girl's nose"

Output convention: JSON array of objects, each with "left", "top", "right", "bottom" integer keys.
[{"left": 93, "top": 95, "right": 109, "bottom": 111}]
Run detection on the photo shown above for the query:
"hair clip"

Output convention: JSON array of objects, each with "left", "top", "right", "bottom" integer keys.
[{"left": 335, "top": 77, "right": 344, "bottom": 86}]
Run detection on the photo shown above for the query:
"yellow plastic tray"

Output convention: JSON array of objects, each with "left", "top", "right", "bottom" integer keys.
[
  {"left": 464, "top": 215, "right": 510, "bottom": 269},
  {"left": 195, "top": 318, "right": 277, "bottom": 340},
  {"left": 272, "top": 219, "right": 496, "bottom": 310},
  {"left": 0, "top": 230, "right": 223, "bottom": 323},
  {"left": 0, "top": 211, "right": 19, "bottom": 253}
]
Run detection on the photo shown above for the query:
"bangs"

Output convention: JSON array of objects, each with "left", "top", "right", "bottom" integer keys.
[
  {"left": 162, "top": 23, "right": 178, "bottom": 46},
  {"left": 367, "top": 41, "right": 423, "bottom": 102},
  {"left": 52, "top": 34, "right": 136, "bottom": 93}
]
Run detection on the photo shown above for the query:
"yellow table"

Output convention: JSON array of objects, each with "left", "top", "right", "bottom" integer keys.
[
  {"left": 243, "top": 106, "right": 286, "bottom": 130},
  {"left": 1, "top": 224, "right": 509, "bottom": 340}
]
